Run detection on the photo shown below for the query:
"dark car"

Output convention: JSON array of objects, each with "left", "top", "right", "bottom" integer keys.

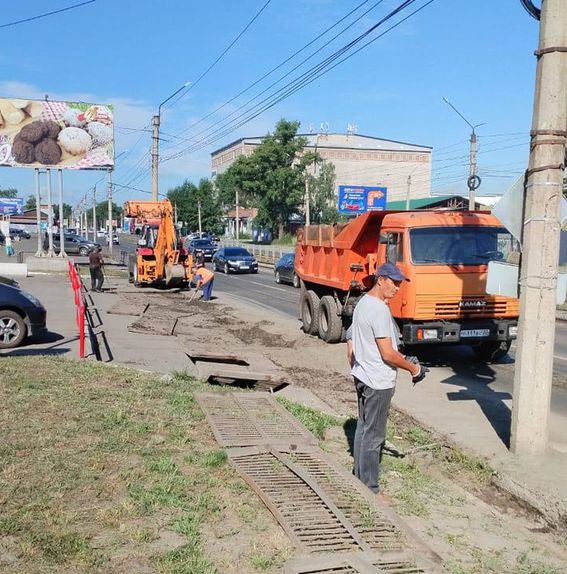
[
  {"left": 43, "top": 233, "right": 100, "bottom": 256},
  {"left": 0, "top": 280, "right": 47, "bottom": 349},
  {"left": 10, "top": 228, "right": 31, "bottom": 240},
  {"left": 213, "top": 247, "right": 258, "bottom": 274},
  {"left": 185, "top": 238, "right": 217, "bottom": 261},
  {"left": 274, "top": 253, "right": 300, "bottom": 288}
]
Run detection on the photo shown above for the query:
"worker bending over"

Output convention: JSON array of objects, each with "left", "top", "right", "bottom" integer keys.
[{"left": 193, "top": 264, "right": 214, "bottom": 301}]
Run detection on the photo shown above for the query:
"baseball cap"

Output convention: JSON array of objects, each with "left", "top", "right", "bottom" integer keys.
[{"left": 375, "top": 262, "right": 409, "bottom": 282}]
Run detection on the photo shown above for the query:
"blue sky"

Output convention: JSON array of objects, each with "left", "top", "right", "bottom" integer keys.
[{"left": 0, "top": 0, "right": 539, "bottom": 208}]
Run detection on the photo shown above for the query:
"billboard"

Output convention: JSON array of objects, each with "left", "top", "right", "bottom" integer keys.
[
  {"left": 338, "top": 185, "right": 387, "bottom": 214},
  {"left": 0, "top": 98, "right": 114, "bottom": 170},
  {"left": 0, "top": 197, "right": 24, "bottom": 215}
]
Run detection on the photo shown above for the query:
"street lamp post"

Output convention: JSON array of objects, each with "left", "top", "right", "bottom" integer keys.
[
  {"left": 443, "top": 98, "right": 485, "bottom": 211},
  {"left": 152, "top": 82, "right": 191, "bottom": 201}
]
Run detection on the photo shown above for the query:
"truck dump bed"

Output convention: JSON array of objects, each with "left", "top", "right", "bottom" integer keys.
[{"left": 295, "top": 211, "right": 387, "bottom": 292}]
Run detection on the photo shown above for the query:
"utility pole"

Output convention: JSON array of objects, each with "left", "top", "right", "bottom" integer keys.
[
  {"left": 174, "top": 202, "right": 178, "bottom": 226},
  {"left": 107, "top": 169, "right": 113, "bottom": 257},
  {"left": 152, "top": 82, "right": 191, "bottom": 202},
  {"left": 235, "top": 189, "right": 240, "bottom": 241},
  {"left": 92, "top": 185, "right": 97, "bottom": 243},
  {"left": 442, "top": 97, "right": 484, "bottom": 210},
  {"left": 151, "top": 114, "right": 160, "bottom": 201},
  {"left": 511, "top": 0, "right": 567, "bottom": 455},
  {"left": 305, "top": 177, "right": 310, "bottom": 226},
  {"left": 405, "top": 174, "right": 412, "bottom": 210},
  {"left": 197, "top": 199, "right": 202, "bottom": 235}
]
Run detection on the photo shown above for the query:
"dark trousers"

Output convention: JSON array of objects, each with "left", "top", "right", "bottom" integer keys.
[
  {"left": 353, "top": 377, "right": 394, "bottom": 493},
  {"left": 90, "top": 267, "right": 104, "bottom": 291}
]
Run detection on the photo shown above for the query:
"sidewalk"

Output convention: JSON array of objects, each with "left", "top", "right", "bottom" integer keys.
[{"left": 0, "top": 265, "right": 565, "bottom": 531}]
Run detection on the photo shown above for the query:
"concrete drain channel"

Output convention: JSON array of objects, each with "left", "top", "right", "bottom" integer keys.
[{"left": 196, "top": 392, "right": 442, "bottom": 573}]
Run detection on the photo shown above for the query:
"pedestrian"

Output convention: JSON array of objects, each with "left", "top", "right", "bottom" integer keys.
[
  {"left": 350, "top": 262, "right": 427, "bottom": 499},
  {"left": 88, "top": 247, "right": 105, "bottom": 292},
  {"left": 5, "top": 235, "right": 14, "bottom": 257},
  {"left": 193, "top": 263, "right": 214, "bottom": 301}
]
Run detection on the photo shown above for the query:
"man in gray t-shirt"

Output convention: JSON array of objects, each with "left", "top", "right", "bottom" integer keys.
[{"left": 349, "top": 262, "right": 425, "bottom": 498}]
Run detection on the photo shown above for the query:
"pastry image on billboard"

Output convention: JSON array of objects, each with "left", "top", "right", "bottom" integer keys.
[{"left": 0, "top": 98, "right": 114, "bottom": 170}]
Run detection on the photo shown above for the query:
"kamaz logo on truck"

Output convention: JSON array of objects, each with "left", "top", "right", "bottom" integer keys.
[{"left": 459, "top": 300, "right": 486, "bottom": 308}]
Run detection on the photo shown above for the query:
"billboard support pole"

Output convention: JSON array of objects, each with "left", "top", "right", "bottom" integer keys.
[
  {"left": 107, "top": 169, "right": 113, "bottom": 257},
  {"left": 58, "top": 169, "right": 66, "bottom": 257},
  {"left": 92, "top": 185, "right": 97, "bottom": 243},
  {"left": 46, "top": 169, "right": 55, "bottom": 257},
  {"left": 34, "top": 169, "right": 44, "bottom": 257}
]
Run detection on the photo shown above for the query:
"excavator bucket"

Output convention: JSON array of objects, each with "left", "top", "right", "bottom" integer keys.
[{"left": 165, "top": 263, "right": 187, "bottom": 287}]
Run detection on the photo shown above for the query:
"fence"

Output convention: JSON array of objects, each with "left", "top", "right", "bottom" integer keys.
[
  {"left": 221, "top": 242, "right": 293, "bottom": 265},
  {"left": 67, "top": 260, "right": 85, "bottom": 358}
]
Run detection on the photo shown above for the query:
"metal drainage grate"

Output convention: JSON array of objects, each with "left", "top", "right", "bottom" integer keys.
[
  {"left": 284, "top": 553, "right": 427, "bottom": 573},
  {"left": 195, "top": 392, "right": 317, "bottom": 447},
  {"left": 230, "top": 449, "right": 366, "bottom": 554}
]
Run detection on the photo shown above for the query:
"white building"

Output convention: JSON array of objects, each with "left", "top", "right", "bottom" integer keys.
[{"left": 211, "top": 132, "right": 432, "bottom": 203}]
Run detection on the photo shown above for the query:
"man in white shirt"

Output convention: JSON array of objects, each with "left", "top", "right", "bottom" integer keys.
[{"left": 350, "top": 262, "right": 426, "bottom": 496}]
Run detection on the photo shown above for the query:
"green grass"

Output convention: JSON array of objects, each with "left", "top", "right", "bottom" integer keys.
[
  {"left": 276, "top": 396, "right": 342, "bottom": 439},
  {"left": 0, "top": 357, "right": 279, "bottom": 574}
]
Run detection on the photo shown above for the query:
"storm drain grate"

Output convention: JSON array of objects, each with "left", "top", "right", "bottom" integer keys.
[
  {"left": 230, "top": 449, "right": 364, "bottom": 553},
  {"left": 281, "top": 450, "right": 402, "bottom": 551},
  {"left": 195, "top": 392, "right": 317, "bottom": 447},
  {"left": 284, "top": 552, "right": 428, "bottom": 573}
]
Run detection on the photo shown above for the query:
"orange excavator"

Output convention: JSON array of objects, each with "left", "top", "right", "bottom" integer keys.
[{"left": 124, "top": 199, "right": 193, "bottom": 288}]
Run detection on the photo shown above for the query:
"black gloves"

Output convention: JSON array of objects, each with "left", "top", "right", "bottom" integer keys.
[{"left": 405, "top": 355, "right": 429, "bottom": 385}]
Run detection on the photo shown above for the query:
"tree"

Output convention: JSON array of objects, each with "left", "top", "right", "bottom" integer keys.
[
  {"left": 25, "top": 195, "right": 36, "bottom": 210},
  {"left": 167, "top": 178, "right": 222, "bottom": 233},
  {"left": 219, "top": 119, "right": 317, "bottom": 238},
  {"left": 0, "top": 188, "right": 18, "bottom": 198},
  {"left": 307, "top": 162, "right": 339, "bottom": 224}
]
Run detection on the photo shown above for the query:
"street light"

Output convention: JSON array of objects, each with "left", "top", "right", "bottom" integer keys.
[
  {"left": 152, "top": 82, "right": 191, "bottom": 201},
  {"left": 442, "top": 97, "right": 485, "bottom": 210}
]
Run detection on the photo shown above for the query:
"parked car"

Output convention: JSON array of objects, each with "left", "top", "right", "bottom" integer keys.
[
  {"left": 43, "top": 233, "right": 100, "bottom": 256},
  {"left": 0, "top": 279, "right": 46, "bottom": 348},
  {"left": 274, "top": 253, "right": 300, "bottom": 288},
  {"left": 213, "top": 247, "right": 258, "bottom": 274},
  {"left": 9, "top": 228, "right": 31, "bottom": 240},
  {"left": 185, "top": 238, "right": 217, "bottom": 261}
]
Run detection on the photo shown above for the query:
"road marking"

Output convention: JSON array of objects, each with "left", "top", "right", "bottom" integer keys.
[{"left": 220, "top": 274, "right": 292, "bottom": 294}]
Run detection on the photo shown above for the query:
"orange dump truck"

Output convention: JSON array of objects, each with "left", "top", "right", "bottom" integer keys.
[{"left": 295, "top": 210, "right": 519, "bottom": 361}]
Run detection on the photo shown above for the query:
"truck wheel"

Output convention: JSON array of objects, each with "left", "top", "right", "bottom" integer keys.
[
  {"left": 318, "top": 296, "right": 343, "bottom": 343},
  {"left": 473, "top": 340, "right": 511, "bottom": 362},
  {"left": 301, "top": 290, "right": 320, "bottom": 335}
]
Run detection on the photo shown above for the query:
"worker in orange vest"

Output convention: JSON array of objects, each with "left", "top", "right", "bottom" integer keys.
[{"left": 193, "top": 264, "right": 215, "bottom": 301}]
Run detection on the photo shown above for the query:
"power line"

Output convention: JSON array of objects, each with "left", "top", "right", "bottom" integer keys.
[
  {"left": 163, "top": 0, "right": 435, "bottom": 163},
  {"left": 167, "top": 0, "right": 376, "bottom": 141},
  {"left": 0, "top": 0, "right": 96, "bottom": 29},
  {"left": 162, "top": 0, "right": 274, "bottom": 113}
]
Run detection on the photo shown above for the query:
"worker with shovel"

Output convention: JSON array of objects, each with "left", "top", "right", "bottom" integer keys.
[{"left": 193, "top": 264, "right": 214, "bottom": 301}]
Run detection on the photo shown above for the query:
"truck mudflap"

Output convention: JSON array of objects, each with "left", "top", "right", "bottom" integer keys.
[{"left": 402, "top": 319, "right": 518, "bottom": 345}]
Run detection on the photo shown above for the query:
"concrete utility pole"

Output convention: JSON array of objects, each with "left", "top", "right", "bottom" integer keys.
[
  {"left": 304, "top": 177, "right": 310, "bottom": 226},
  {"left": 235, "top": 189, "right": 240, "bottom": 241},
  {"left": 151, "top": 114, "right": 160, "bottom": 201},
  {"left": 152, "top": 82, "right": 191, "bottom": 202},
  {"left": 442, "top": 97, "right": 484, "bottom": 210},
  {"left": 405, "top": 174, "right": 412, "bottom": 210},
  {"left": 174, "top": 202, "right": 178, "bottom": 226},
  {"left": 107, "top": 169, "right": 113, "bottom": 257},
  {"left": 197, "top": 199, "right": 202, "bottom": 235},
  {"left": 511, "top": 0, "right": 567, "bottom": 455},
  {"left": 92, "top": 185, "right": 97, "bottom": 243}
]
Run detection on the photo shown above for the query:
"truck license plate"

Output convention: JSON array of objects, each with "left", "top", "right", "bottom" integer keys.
[{"left": 460, "top": 329, "right": 490, "bottom": 338}]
